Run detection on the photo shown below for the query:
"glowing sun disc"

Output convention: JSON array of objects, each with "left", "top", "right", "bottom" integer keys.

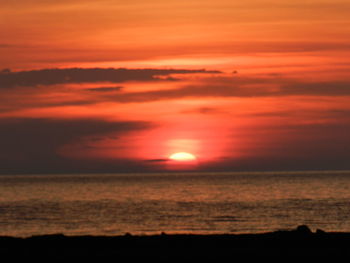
[{"left": 169, "top": 152, "right": 196, "bottom": 161}]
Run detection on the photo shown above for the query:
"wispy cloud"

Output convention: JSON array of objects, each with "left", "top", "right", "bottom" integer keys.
[
  {"left": 97, "top": 77, "right": 350, "bottom": 103},
  {"left": 0, "top": 68, "right": 221, "bottom": 88},
  {"left": 86, "top": 86, "right": 123, "bottom": 92}
]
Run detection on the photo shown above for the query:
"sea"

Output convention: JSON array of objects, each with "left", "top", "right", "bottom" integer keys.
[{"left": 1, "top": 170, "right": 350, "bottom": 237}]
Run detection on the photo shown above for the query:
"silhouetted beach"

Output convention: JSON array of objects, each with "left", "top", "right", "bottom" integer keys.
[{"left": 1, "top": 226, "right": 349, "bottom": 261}]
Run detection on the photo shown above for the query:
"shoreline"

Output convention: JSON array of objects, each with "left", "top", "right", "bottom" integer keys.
[{"left": 1, "top": 225, "right": 350, "bottom": 260}]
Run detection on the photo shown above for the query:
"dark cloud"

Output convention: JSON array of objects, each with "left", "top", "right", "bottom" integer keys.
[
  {"left": 107, "top": 77, "right": 350, "bottom": 103},
  {"left": 0, "top": 118, "right": 151, "bottom": 174},
  {"left": 201, "top": 121, "right": 350, "bottom": 172},
  {"left": 0, "top": 44, "right": 12, "bottom": 48},
  {"left": 281, "top": 81, "right": 350, "bottom": 96},
  {"left": 2, "top": 70, "right": 349, "bottom": 109},
  {"left": 185, "top": 79, "right": 350, "bottom": 98},
  {"left": 0, "top": 67, "right": 221, "bottom": 88},
  {"left": 242, "top": 109, "right": 350, "bottom": 120},
  {"left": 268, "top": 121, "right": 350, "bottom": 170},
  {"left": 323, "top": 109, "right": 350, "bottom": 119},
  {"left": 86, "top": 86, "right": 123, "bottom": 92},
  {"left": 182, "top": 107, "right": 223, "bottom": 115},
  {"left": 1, "top": 116, "right": 349, "bottom": 173},
  {"left": 144, "top": 158, "right": 169, "bottom": 163}
]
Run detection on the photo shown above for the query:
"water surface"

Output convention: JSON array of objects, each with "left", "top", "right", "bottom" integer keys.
[{"left": 1, "top": 171, "right": 350, "bottom": 237}]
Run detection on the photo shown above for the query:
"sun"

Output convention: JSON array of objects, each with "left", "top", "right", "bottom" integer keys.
[{"left": 169, "top": 152, "right": 197, "bottom": 161}]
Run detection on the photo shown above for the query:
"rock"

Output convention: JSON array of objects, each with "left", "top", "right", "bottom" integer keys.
[
  {"left": 296, "top": 225, "right": 313, "bottom": 235},
  {"left": 316, "top": 229, "right": 326, "bottom": 235}
]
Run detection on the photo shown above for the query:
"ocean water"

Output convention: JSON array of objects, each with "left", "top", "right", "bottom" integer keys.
[{"left": 1, "top": 171, "right": 350, "bottom": 237}]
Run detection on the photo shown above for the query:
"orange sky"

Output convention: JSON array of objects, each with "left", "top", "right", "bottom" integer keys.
[{"left": 1, "top": 0, "right": 350, "bottom": 173}]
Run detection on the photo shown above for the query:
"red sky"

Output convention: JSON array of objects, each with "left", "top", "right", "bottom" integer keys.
[{"left": 1, "top": 0, "right": 350, "bottom": 173}]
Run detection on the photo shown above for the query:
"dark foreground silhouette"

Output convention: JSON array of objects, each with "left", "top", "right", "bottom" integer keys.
[{"left": 1, "top": 226, "right": 350, "bottom": 262}]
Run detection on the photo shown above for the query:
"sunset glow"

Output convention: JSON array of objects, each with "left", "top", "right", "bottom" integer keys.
[
  {"left": 169, "top": 152, "right": 197, "bottom": 162},
  {"left": 0, "top": 0, "right": 350, "bottom": 173}
]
